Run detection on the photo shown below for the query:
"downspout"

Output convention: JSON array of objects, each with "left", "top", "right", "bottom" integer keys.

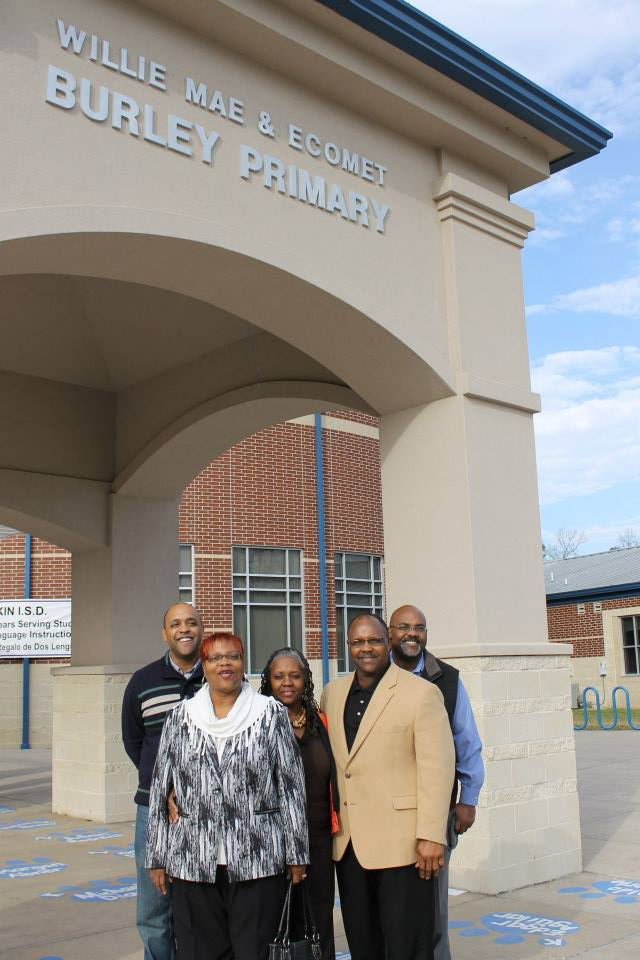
[
  {"left": 20, "top": 533, "right": 32, "bottom": 750},
  {"left": 314, "top": 414, "right": 330, "bottom": 686}
]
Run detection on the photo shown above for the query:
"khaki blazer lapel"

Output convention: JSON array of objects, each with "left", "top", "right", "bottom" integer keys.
[
  {"left": 328, "top": 674, "right": 352, "bottom": 770},
  {"left": 346, "top": 665, "right": 398, "bottom": 765}
]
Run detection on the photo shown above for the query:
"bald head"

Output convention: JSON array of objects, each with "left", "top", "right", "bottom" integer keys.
[
  {"left": 162, "top": 602, "right": 202, "bottom": 628},
  {"left": 162, "top": 603, "right": 203, "bottom": 669},
  {"left": 388, "top": 605, "right": 428, "bottom": 670}
]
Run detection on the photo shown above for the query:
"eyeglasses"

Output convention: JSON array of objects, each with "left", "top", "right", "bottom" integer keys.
[
  {"left": 204, "top": 653, "right": 243, "bottom": 664},
  {"left": 389, "top": 623, "right": 427, "bottom": 633},
  {"left": 347, "top": 637, "right": 387, "bottom": 648}
]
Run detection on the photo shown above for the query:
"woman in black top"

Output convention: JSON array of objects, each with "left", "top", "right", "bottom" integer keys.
[{"left": 261, "top": 648, "right": 339, "bottom": 960}]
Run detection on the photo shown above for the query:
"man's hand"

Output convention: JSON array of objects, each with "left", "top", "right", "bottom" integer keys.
[
  {"left": 167, "top": 787, "right": 180, "bottom": 824},
  {"left": 288, "top": 864, "right": 308, "bottom": 885},
  {"left": 454, "top": 803, "right": 476, "bottom": 834},
  {"left": 415, "top": 840, "right": 444, "bottom": 879},
  {"left": 149, "top": 868, "right": 169, "bottom": 895}
]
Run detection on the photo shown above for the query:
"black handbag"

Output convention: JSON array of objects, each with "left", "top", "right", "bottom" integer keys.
[{"left": 269, "top": 879, "right": 322, "bottom": 959}]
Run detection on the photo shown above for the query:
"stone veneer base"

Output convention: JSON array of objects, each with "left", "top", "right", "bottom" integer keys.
[{"left": 446, "top": 652, "right": 581, "bottom": 894}]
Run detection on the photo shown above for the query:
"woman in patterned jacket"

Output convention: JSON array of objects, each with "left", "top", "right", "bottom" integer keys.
[{"left": 146, "top": 631, "right": 309, "bottom": 960}]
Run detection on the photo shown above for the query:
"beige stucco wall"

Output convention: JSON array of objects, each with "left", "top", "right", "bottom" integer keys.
[{"left": 2, "top": 0, "right": 452, "bottom": 391}]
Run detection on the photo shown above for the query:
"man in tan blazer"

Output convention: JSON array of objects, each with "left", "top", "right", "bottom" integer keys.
[{"left": 320, "top": 613, "right": 454, "bottom": 960}]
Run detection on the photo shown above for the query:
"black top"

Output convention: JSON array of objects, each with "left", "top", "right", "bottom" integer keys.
[
  {"left": 420, "top": 650, "right": 460, "bottom": 808},
  {"left": 420, "top": 651, "right": 459, "bottom": 723},
  {"left": 298, "top": 726, "right": 331, "bottom": 842},
  {"left": 121, "top": 652, "right": 204, "bottom": 805},
  {"left": 343, "top": 662, "right": 390, "bottom": 752}
]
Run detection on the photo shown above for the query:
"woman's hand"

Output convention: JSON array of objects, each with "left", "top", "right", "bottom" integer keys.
[
  {"left": 287, "top": 864, "right": 308, "bottom": 885},
  {"left": 167, "top": 787, "right": 180, "bottom": 824},
  {"left": 149, "top": 868, "right": 170, "bottom": 895}
]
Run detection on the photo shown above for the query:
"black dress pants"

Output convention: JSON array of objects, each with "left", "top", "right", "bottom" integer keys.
[
  {"left": 291, "top": 833, "right": 335, "bottom": 960},
  {"left": 171, "top": 868, "right": 286, "bottom": 960},
  {"left": 336, "top": 842, "right": 436, "bottom": 960}
]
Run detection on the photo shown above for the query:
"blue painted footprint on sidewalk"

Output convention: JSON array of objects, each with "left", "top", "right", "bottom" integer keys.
[
  {"left": 450, "top": 912, "right": 580, "bottom": 947},
  {"left": 559, "top": 879, "right": 640, "bottom": 904},
  {"left": 40, "top": 876, "right": 136, "bottom": 901},
  {"left": 36, "top": 827, "right": 122, "bottom": 843},
  {"left": 88, "top": 843, "right": 135, "bottom": 859},
  {"left": 0, "top": 857, "right": 67, "bottom": 878}
]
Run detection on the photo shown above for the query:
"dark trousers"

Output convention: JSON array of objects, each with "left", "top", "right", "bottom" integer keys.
[
  {"left": 336, "top": 842, "right": 436, "bottom": 960},
  {"left": 433, "top": 845, "right": 452, "bottom": 960},
  {"left": 171, "top": 869, "right": 286, "bottom": 960},
  {"left": 291, "top": 834, "right": 335, "bottom": 960}
]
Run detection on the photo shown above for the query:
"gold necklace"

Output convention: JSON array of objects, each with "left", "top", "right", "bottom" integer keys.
[{"left": 290, "top": 706, "right": 307, "bottom": 728}]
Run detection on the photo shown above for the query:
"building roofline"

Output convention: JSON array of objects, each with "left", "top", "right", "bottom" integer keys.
[
  {"left": 547, "top": 582, "right": 640, "bottom": 605},
  {"left": 317, "top": 0, "right": 612, "bottom": 172}
]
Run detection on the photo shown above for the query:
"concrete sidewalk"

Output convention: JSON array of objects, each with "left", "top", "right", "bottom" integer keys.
[{"left": 1, "top": 733, "right": 640, "bottom": 960}]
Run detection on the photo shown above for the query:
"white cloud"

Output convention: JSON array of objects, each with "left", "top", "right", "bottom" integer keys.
[
  {"left": 532, "top": 346, "right": 640, "bottom": 503},
  {"left": 527, "top": 227, "right": 566, "bottom": 247},
  {"left": 410, "top": 0, "right": 640, "bottom": 134},
  {"left": 607, "top": 218, "right": 625, "bottom": 242},
  {"left": 552, "top": 276, "right": 640, "bottom": 317},
  {"left": 517, "top": 175, "right": 640, "bottom": 247},
  {"left": 582, "top": 518, "right": 640, "bottom": 544},
  {"left": 528, "top": 275, "right": 640, "bottom": 318}
]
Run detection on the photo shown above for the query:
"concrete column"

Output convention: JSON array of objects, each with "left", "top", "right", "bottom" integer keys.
[
  {"left": 52, "top": 494, "right": 180, "bottom": 821},
  {"left": 377, "top": 170, "right": 580, "bottom": 893},
  {"left": 379, "top": 400, "right": 579, "bottom": 893}
]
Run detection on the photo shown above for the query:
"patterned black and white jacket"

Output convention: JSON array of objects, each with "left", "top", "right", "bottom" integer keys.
[{"left": 145, "top": 689, "right": 309, "bottom": 883}]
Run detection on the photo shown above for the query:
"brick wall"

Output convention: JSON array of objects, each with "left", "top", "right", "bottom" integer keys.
[
  {"left": 179, "top": 417, "right": 385, "bottom": 659},
  {"left": 547, "top": 593, "right": 640, "bottom": 657}
]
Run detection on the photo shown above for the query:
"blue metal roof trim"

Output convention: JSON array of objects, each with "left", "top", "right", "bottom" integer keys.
[
  {"left": 317, "top": 0, "right": 612, "bottom": 171},
  {"left": 547, "top": 582, "right": 640, "bottom": 605}
]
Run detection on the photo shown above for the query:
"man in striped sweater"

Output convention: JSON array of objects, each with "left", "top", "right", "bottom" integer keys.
[{"left": 122, "top": 602, "right": 204, "bottom": 960}]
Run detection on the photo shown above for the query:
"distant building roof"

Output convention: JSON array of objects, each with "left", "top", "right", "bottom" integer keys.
[{"left": 545, "top": 547, "right": 640, "bottom": 603}]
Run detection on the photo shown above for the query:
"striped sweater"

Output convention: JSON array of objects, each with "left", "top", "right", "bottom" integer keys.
[{"left": 121, "top": 652, "right": 204, "bottom": 805}]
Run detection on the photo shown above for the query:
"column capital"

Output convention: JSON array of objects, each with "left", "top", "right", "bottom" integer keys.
[
  {"left": 433, "top": 173, "right": 535, "bottom": 248},
  {"left": 457, "top": 372, "right": 541, "bottom": 414}
]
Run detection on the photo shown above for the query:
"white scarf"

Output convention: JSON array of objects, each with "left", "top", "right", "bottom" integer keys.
[{"left": 185, "top": 680, "right": 270, "bottom": 741}]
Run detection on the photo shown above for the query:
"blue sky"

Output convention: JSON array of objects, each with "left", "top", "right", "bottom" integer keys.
[{"left": 412, "top": 0, "right": 640, "bottom": 554}]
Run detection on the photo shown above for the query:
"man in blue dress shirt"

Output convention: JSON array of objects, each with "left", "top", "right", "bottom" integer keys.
[{"left": 388, "top": 604, "right": 484, "bottom": 960}]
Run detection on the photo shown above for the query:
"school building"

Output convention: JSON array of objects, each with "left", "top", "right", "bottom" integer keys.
[{"left": 0, "top": 0, "right": 611, "bottom": 893}]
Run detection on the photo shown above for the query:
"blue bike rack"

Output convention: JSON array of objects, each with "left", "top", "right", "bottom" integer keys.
[{"left": 574, "top": 685, "right": 640, "bottom": 730}]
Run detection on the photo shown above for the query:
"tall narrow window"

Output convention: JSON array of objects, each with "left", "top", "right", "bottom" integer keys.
[
  {"left": 179, "top": 544, "right": 194, "bottom": 605},
  {"left": 232, "top": 546, "right": 303, "bottom": 675},
  {"left": 622, "top": 616, "right": 640, "bottom": 675},
  {"left": 335, "top": 552, "right": 384, "bottom": 673}
]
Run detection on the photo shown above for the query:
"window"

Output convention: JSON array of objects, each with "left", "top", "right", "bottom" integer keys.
[
  {"left": 179, "top": 544, "right": 194, "bottom": 604},
  {"left": 335, "top": 552, "right": 384, "bottom": 673},
  {"left": 232, "top": 546, "right": 303, "bottom": 675},
  {"left": 622, "top": 616, "right": 640, "bottom": 675}
]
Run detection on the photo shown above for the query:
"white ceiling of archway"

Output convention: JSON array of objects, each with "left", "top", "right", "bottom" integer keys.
[{"left": 1, "top": 274, "right": 259, "bottom": 390}]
